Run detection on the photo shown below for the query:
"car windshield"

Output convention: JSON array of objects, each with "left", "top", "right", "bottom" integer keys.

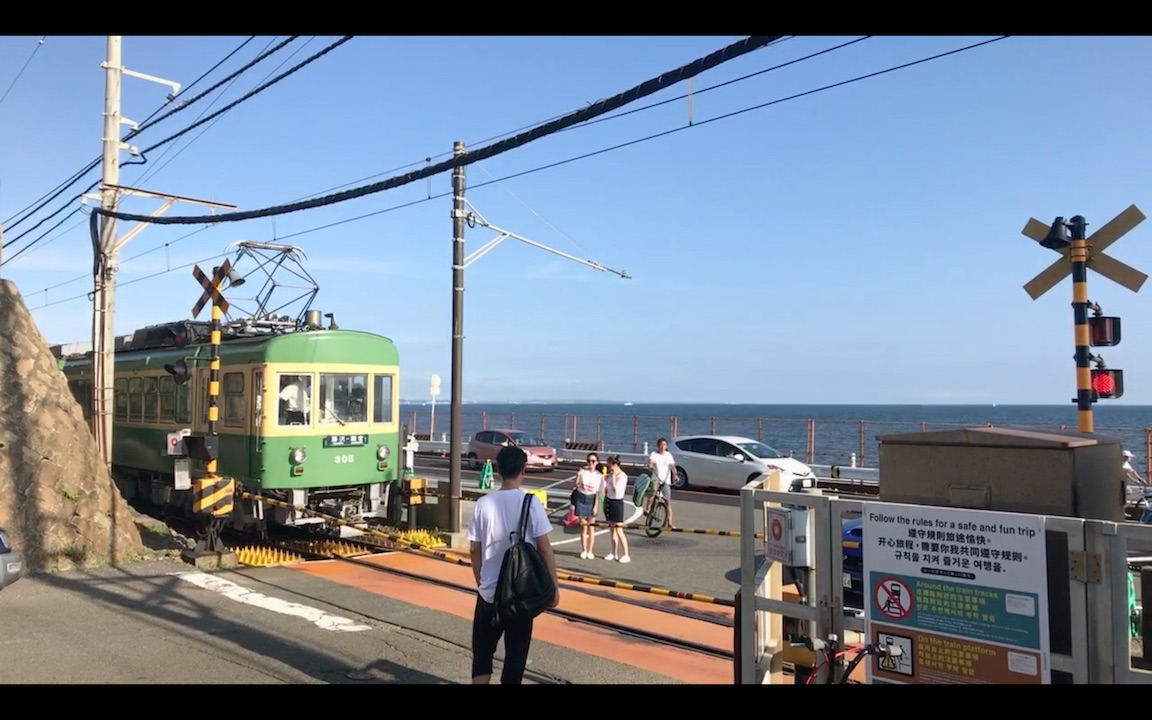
[
  {"left": 508, "top": 432, "right": 546, "bottom": 447},
  {"left": 737, "top": 441, "right": 787, "bottom": 459}
]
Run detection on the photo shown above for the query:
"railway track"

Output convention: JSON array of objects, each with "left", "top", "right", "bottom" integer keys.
[{"left": 238, "top": 530, "right": 736, "bottom": 663}]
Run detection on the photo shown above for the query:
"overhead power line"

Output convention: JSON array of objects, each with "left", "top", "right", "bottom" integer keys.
[
  {"left": 0, "top": 36, "right": 47, "bottom": 109},
  {"left": 287, "top": 34, "right": 866, "bottom": 204},
  {"left": 2, "top": 36, "right": 338, "bottom": 257},
  {"left": 31, "top": 35, "right": 1010, "bottom": 309},
  {"left": 92, "top": 35, "right": 783, "bottom": 227},
  {"left": 1, "top": 36, "right": 298, "bottom": 233}
]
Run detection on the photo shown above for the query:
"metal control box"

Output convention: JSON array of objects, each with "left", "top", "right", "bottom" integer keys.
[{"left": 764, "top": 506, "right": 814, "bottom": 568}]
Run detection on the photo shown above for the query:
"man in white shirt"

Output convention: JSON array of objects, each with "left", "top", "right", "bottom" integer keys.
[
  {"left": 467, "top": 444, "right": 559, "bottom": 684},
  {"left": 278, "top": 376, "right": 311, "bottom": 425},
  {"left": 648, "top": 437, "right": 677, "bottom": 529}
]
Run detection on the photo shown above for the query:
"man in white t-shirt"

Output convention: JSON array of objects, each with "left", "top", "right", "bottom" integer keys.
[
  {"left": 467, "top": 444, "right": 559, "bottom": 684},
  {"left": 648, "top": 437, "right": 677, "bottom": 529}
]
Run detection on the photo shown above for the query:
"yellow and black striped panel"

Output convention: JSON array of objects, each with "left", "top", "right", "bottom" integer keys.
[{"left": 193, "top": 475, "right": 235, "bottom": 517}]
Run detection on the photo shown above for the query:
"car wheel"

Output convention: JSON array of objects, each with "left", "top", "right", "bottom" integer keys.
[
  {"left": 672, "top": 467, "right": 688, "bottom": 489},
  {"left": 466, "top": 452, "right": 479, "bottom": 470}
]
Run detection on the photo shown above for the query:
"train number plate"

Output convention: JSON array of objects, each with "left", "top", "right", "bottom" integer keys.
[
  {"left": 842, "top": 572, "right": 852, "bottom": 588},
  {"left": 324, "top": 434, "right": 368, "bottom": 448}
]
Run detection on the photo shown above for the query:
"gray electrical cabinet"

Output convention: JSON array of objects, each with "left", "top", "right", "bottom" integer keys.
[{"left": 875, "top": 426, "right": 1127, "bottom": 522}]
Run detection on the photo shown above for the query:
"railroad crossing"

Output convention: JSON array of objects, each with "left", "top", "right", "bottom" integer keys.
[{"left": 1020, "top": 205, "right": 1147, "bottom": 432}]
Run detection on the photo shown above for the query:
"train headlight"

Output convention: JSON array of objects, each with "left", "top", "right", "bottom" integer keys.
[
  {"left": 376, "top": 445, "right": 390, "bottom": 461},
  {"left": 290, "top": 447, "right": 307, "bottom": 465}
]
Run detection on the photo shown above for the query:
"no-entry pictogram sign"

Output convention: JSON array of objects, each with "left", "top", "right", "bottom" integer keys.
[
  {"left": 875, "top": 577, "right": 913, "bottom": 621},
  {"left": 765, "top": 507, "right": 789, "bottom": 564}
]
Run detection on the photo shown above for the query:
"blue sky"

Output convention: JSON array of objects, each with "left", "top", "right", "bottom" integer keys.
[{"left": 2, "top": 35, "right": 1152, "bottom": 405}]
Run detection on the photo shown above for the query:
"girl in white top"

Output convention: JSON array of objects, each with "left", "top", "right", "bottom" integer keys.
[
  {"left": 603, "top": 456, "right": 631, "bottom": 563},
  {"left": 573, "top": 453, "right": 603, "bottom": 559}
]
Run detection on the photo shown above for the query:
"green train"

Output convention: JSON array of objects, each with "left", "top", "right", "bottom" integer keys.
[{"left": 53, "top": 311, "right": 402, "bottom": 533}]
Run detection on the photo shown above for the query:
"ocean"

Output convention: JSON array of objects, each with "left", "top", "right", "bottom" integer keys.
[{"left": 398, "top": 402, "right": 1152, "bottom": 475}]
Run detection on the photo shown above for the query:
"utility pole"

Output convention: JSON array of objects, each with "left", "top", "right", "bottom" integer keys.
[
  {"left": 91, "top": 35, "right": 123, "bottom": 472},
  {"left": 448, "top": 141, "right": 466, "bottom": 534},
  {"left": 87, "top": 36, "right": 233, "bottom": 473},
  {"left": 444, "top": 147, "right": 629, "bottom": 536}
]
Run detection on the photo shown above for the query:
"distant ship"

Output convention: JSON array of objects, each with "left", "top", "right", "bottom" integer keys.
[{"left": 623, "top": 402, "right": 633, "bottom": 406}]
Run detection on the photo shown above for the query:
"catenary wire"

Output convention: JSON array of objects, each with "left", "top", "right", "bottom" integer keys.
[
  {"left": 0, "top": 36, "right": 47, "bottom": 109},
  {"left": 9, "top": 34, "right": 817, "bottom": 272},
  {"left": 134, "top": 37, "right": 315, "bottom": 188},
  {"left": 273, "top": 35, "right": 1012, "bottom": 242},
  {"left": 30, "top": 35, "right": 1010, "bottom": 308},
  {"left": 91, "top": 35, "right": 782, "bottom": 226},
  {"left": 1, "top": 37, "right": 276, "bottom": 268},
  {"left": 3, "top": 36, "right": 338, "bottom": 257},
  {"left": 11, "top": 33, "right": 798, "bottom": 265},
  {"left": 287, "top": 34, "right": 869, "bottom": 205},
  {"left": 1, "top": 36, "right": 298, "bottom": 234},
  {"left": 280, "top": 36, "right": 802, "bottom": 205}
]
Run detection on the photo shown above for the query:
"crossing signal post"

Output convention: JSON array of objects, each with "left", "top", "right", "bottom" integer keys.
[
  {"left": 1020, "top": 206, "right": 1146, "bottom": 433},
  {"left": 178, "top": 259, "right": 244, "bottom": 569}
]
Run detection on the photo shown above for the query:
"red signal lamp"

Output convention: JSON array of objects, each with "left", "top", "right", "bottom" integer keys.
[
  {"left": 1089, "top": 316, "right": 1121, "bottom": 347},
  {"left": 1091, "top": 369, "right": 1124, "bottom": 400}
]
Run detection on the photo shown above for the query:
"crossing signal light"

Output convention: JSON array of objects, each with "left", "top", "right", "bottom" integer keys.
[
  {"left": 1091, "top": 368, "right": 1124, "bottom": 400},
  {"left": 1089, "top": 316, "right": 1121, "bottom": 347}
]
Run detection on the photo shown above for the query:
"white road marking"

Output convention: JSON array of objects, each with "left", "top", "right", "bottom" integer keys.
[
  {"left": 540, "top": 475, "right": 576, "bottom": 490},
  {"left": 551, "top": 500, "right": 645, "bottom": 547},
  {"left": 171, "top": 571, "right": 372, "bottom": 632}
]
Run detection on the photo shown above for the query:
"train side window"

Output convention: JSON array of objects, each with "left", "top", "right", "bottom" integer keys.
[
  {"left": 223, "top": 372, "right": 245, "bottom": 427},
  {"left": 318, "top": 373, "right": 367, "bottom": 425},
  {"left": 158, "top": 375, "right": 176, "bottom": 422},
  {"left": 142, "top": 377, "right": 159, "bottom": 422},
  {"left": 127, "top": 376, "right": 142, "bottom": 423},
  {"left": 278, "top": 374, "right": 311, "bottom": 426},
  {"left": 114, "top": 378, "right": 128, "bottom": 421},
  {"left": 372, "top": 374, "right": 394, "bottom": 424}
]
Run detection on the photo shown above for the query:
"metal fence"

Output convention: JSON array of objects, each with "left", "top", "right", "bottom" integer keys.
[{"left": 403, "top": 408, "right": 1152, "bottom": 481}]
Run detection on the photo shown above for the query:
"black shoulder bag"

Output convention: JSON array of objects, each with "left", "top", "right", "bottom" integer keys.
[{"left": 493, "top": 493, "right": 557, "bottom": 623}]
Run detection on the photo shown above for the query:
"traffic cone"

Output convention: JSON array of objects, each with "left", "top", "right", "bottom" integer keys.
[{"left": 479, "top": 460, "right": 493, "bottom": 489}]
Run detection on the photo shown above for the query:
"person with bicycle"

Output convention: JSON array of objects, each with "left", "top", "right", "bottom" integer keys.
[{"left": 646, "top": 438, "right": 676, "bottom": 529}]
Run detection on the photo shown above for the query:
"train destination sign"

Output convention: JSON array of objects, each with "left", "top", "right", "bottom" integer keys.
[
  {"left": 862, "top": 501, "right": 1051, "bottom": 685},
  {"left": 324, "top": 434, "right": 369, "bottom": 448}
]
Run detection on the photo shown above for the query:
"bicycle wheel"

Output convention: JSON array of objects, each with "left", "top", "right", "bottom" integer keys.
[{"left": 645, "top": 500, "right": 666, "bottom": 537}]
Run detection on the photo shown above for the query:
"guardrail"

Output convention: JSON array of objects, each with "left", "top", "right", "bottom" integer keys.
[{"left": 409, "top": 439, "right": 880, "bottom": 484}]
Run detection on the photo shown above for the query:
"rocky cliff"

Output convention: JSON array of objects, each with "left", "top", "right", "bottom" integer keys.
[{"left": 0, "top": 279, "right": 143, "bottom": 571}]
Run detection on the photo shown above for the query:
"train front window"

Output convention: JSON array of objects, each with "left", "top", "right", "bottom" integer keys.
[
  {"left": 373, "top": 374, "right": 394, "bottom": 424},
  {"left": 278, "top": 374, "right": 312, "bottom": 426},
  {"left": 318, "top": 373, "right": 368, "bottom": 425}
]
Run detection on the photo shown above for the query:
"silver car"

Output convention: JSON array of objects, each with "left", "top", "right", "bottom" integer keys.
[
  {"left": 0, "top": 529, "right": 24, "bottom": 590},
  {"left": 668, "top": 435, "right": 817, "bottom": 490}
]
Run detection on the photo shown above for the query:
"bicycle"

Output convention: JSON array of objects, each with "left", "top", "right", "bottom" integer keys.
[
  {"left": 635, "top": 473, "right": 669, "bottom": 538},
  {"left": 790, "top": 634, "right": 904, "bottom": 684}
]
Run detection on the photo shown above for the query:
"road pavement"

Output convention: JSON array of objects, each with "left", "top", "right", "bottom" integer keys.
[
  {"left": 412, "top": 457, "right": 749, "bottom": 601},
  {"left": 0, "top": 557, "right": 690, "bottom": 684}
]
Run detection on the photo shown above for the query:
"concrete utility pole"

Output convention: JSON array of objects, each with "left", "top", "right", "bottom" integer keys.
[
  {"left": 445, "top": 141, "right": 629, "bottom": 536},
  {"left": 91, "top": 35, "right": 123, "bottom": 472},
  {"left": 89, "top": 36, "right": 234, "bottom": 473},
  {"left": 448, "top": 141, "right": 466, "bottom": 534}
]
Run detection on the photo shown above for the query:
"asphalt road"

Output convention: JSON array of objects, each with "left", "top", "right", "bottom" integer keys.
[
  {"left": 412, "top": 457, "right": 749, "bottom": 601},
  {"left": 0, "top": 557, "right": 683, "bottom": 684}
]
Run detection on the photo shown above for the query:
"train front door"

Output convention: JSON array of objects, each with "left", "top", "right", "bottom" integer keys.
[{"left": 248, "top": 368, "right": 264, "bottom": 479}]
